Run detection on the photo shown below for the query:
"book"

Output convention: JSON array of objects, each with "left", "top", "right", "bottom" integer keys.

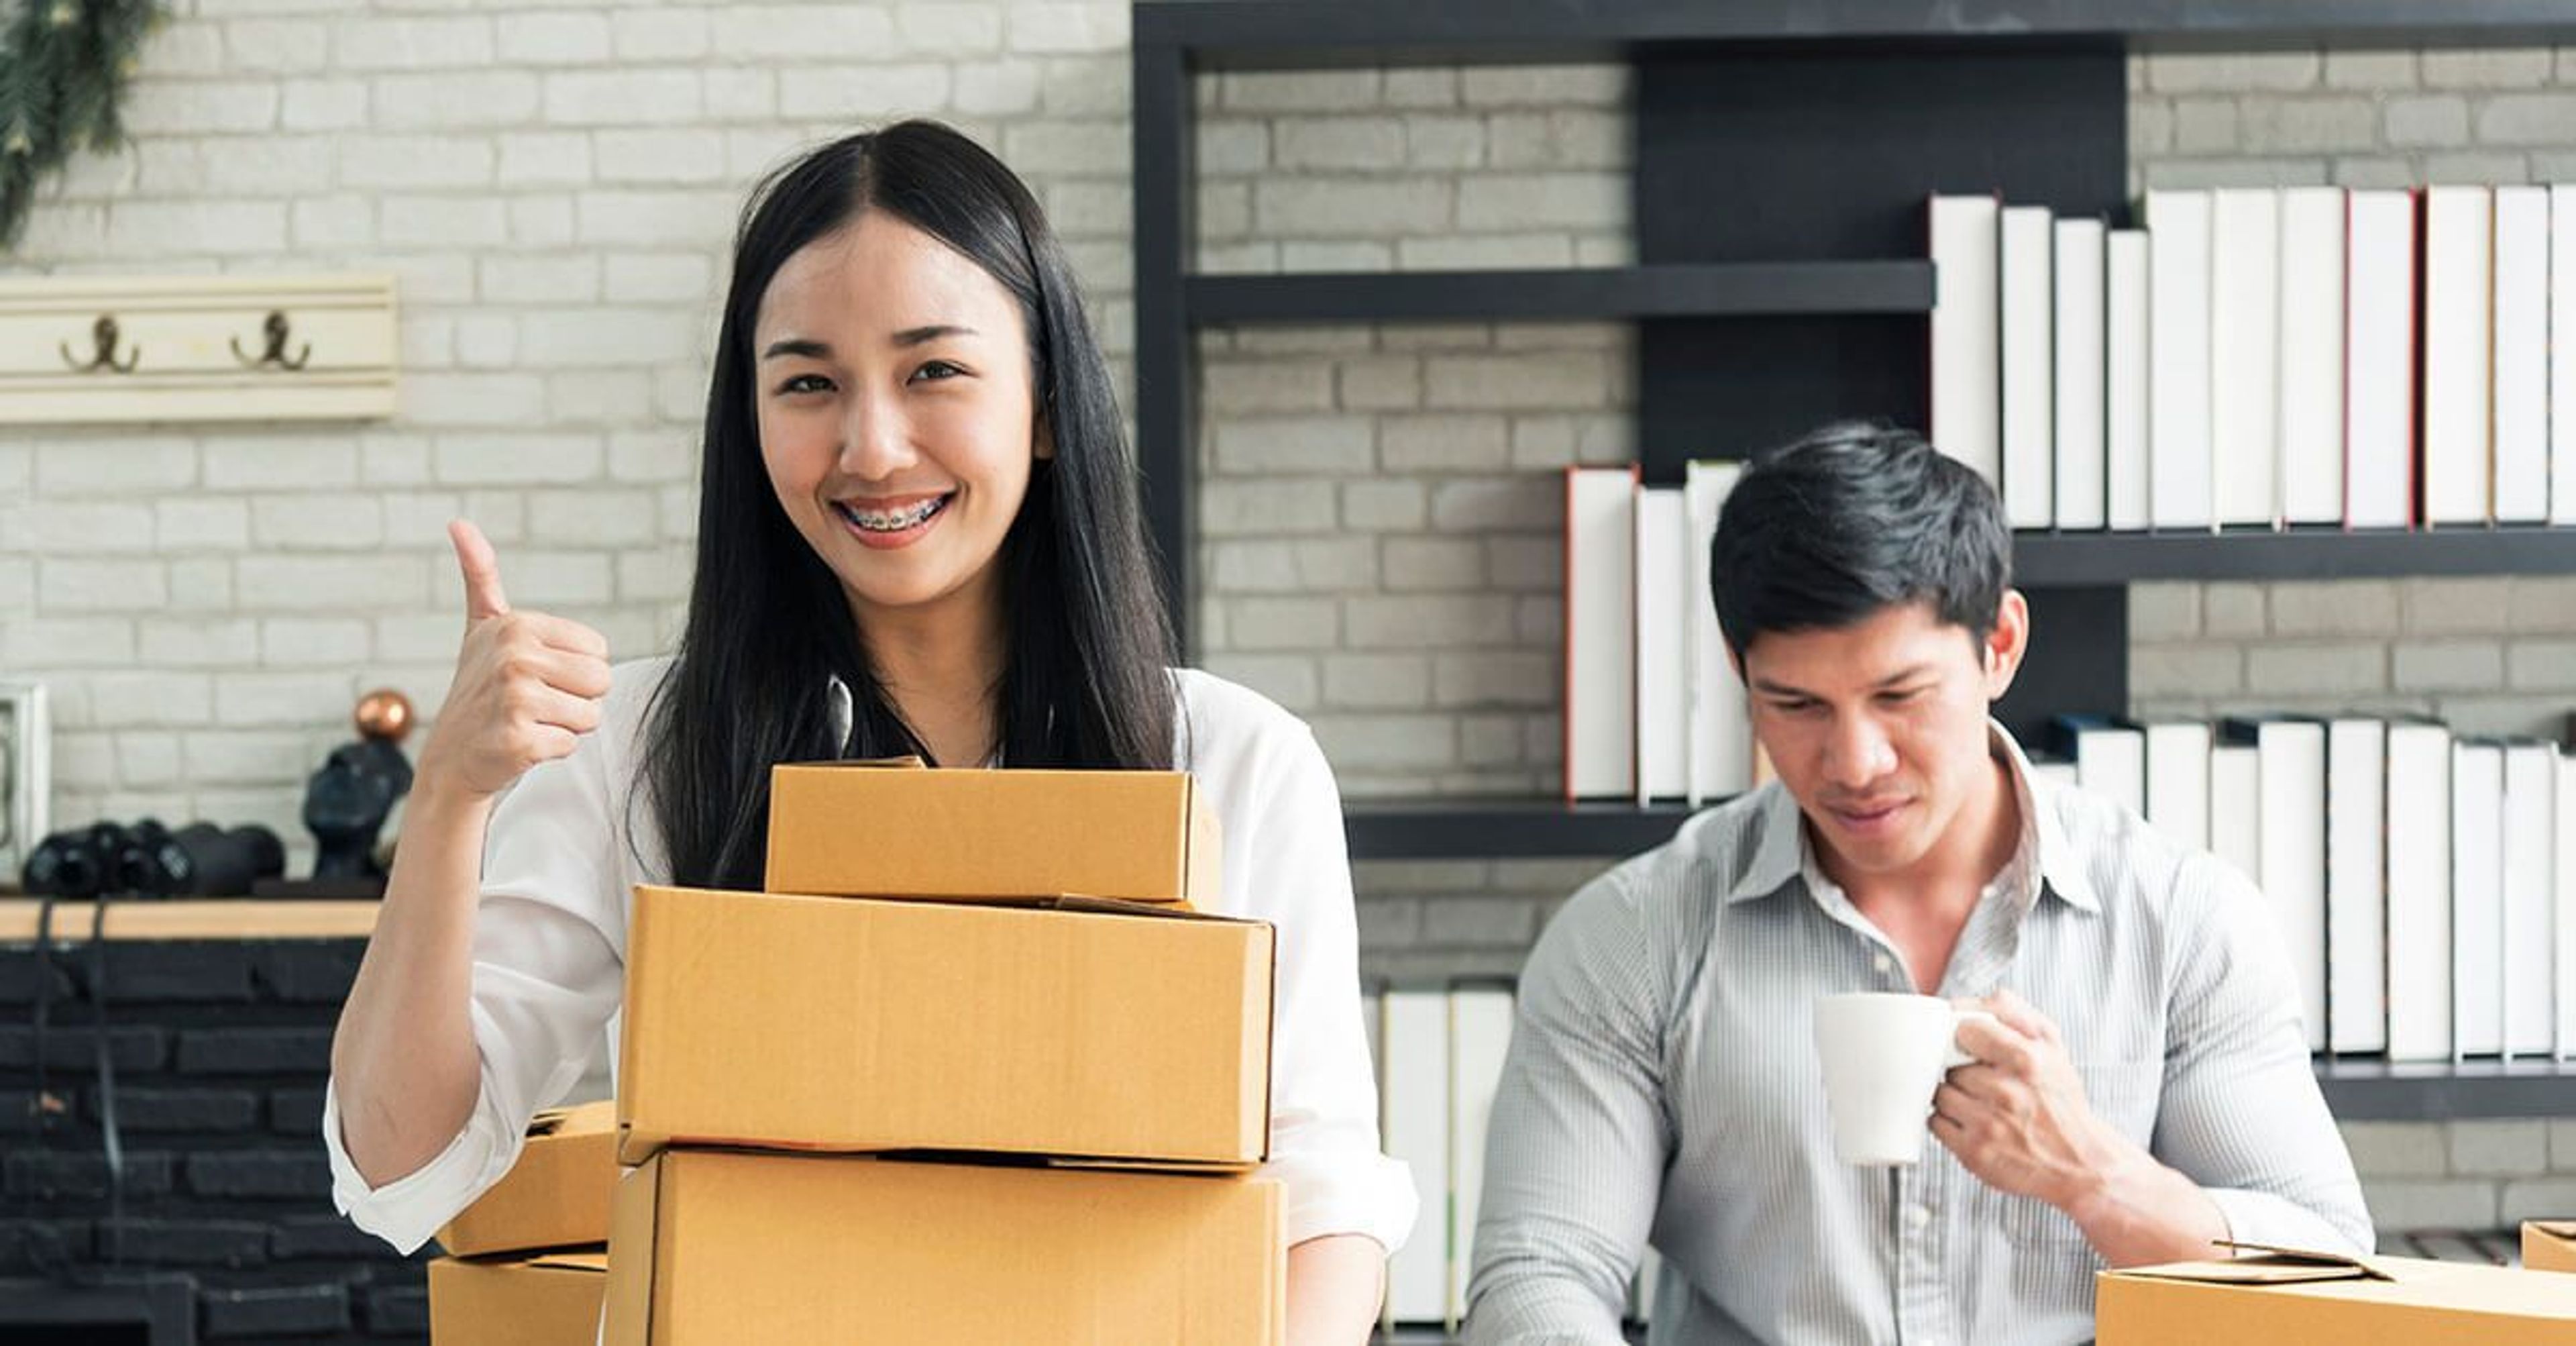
[
  {"left": 2147, "top": 189, "right": 2215, "bottom": 530},
  {"left": 1381, "top": 988, "right": 1450, "bottom": 1325},
  {"left": 2451, "top": 739, "right": 2505, "bottom": 1058},
  {"left": 1684, "top": 461, "right": 1752, "bottom": 805},
  {"left": 2047, "top": 714, "right": 2143, "bottom": 818},
  {"left": 2492, "top": 186, "right": 2550, "bottom": 525},
  {"left": 2324, "top": 717, "right": 2386, "bottom": 1055},
  {"left": 1930, "top": 193, "right": 2003, "bottom": 484},
  {"left": 2053, "top": 216, "right": 2108, "bottom": 531},
  {"left": 2223, "top": 717, "right": 2328, "bottom": 1053},
  {"left": 2502, "top": 741, "right": 2555, "bottom": 1058},
  {"left": 2277, "top": 187, "right": 2347, "bottom": 527},
  {"left": 2105, "top": 228, "right": 2153, "bottom": 531},
  {"left": 2210, "top": 189, "right": 2282, "bottom": 529},
  {"left": 2001, "top": 203, "right": 2056, "bottom": 529},
  {"left": 1448, "top": 985, "right": 1515, "bottom": 1327},
  {"left": 2142, "top": 719, "right": 2213, "bottom": 854},
  {"left": 2385, "top": 718, "right": 2454, "bottom": 1062},
  {"left": 1565, "top": 466, "right": 1640, "bottom": 800},
  {"left": 1635, "top": 484, "right": 1689, "bottom": 804},
  {"left": 2343, "top": 189, "right": 2417, "bottom": 529},
  {"left": 2421, "top": 187, "right": 2495, "bottom": 527}
]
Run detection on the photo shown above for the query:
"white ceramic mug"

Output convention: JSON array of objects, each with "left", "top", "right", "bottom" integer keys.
[{"left": 1813, "top": 992, "right": 2002, "bottom": 1166}]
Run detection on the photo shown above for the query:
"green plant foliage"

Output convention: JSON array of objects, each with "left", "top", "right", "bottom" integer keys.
[{"left": 1, "top": 0, "right": 166, "bottom": 249}]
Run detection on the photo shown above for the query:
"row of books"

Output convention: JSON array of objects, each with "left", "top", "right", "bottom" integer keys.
[
  {"left": 1366, "top": 984, "right": 1663, "bottom": 1329},
  {"left": 2043, "top": 715, "right": 2575, "bottom": 1062},
  {"left": 1564, "top": 462, "right": 1757, "bottom": 803},
  {"left": 1931, "top": 184, "right": 2576, "bottom": 532}
]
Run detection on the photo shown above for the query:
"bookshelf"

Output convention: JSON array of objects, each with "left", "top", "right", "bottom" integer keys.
[{"left": 1135, "top": 3, "right": 2576, "bottom": 1119}]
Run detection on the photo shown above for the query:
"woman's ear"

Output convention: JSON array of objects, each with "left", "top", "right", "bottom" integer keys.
[{"left": 1034, "top": 417, "right": 1056, "bottom": 462}]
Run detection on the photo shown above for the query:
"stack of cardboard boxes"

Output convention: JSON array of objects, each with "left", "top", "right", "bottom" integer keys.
[
  {"left": 426, "top": 1100, "right": 618, "bottom": 1343},
  {"left": 435, "top": 762, "right": 1285, "bottom": 1343},
  {"left": 2098, "top": 1229, "right": 2576, "bottom": 1342}
]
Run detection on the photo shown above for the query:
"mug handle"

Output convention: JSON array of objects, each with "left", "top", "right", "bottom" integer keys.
[{"left": 1943, "top": 1008, "right": 2001, "bottom": 1068}]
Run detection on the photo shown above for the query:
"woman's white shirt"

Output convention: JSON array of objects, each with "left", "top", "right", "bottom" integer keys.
[{"left": 321, "top": 657, "right": 1417, "bottom": 1256}]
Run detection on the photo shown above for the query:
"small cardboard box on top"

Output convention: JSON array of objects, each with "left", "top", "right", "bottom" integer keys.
[
  {"left": 765, "top": 761, "right": 1222, "bottom": 905},
  {"left": 616, "top": 884, "right": 1273, "bottom": 1168},
  {"left": 429, "top": 1251, "right": 606, "bottom": 1346},
  {"left": 2531, "top": 1222, "right": 2576, "bottom": 1274},
  {"left": 602, "top": 1149, "right": 1283, "bottom": 1345},
  {"left": 2098, "top": 1245, "right": 2576, "bottom": 1343},
  {"left": 434, "top": 1100, "right": 618, "bottom": 1257}
]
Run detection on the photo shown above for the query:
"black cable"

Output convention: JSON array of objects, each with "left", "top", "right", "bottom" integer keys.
[
  {"left": 30, "top": 885, "right": 58, "bottom": 1147},
  {"left": 87, "top": 889, "right": 123, "bottom": 1270}
]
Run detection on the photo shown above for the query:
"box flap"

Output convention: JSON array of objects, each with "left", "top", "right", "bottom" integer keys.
[
  {"left": 2533, "top": 1221, "right": 2576, "bottom": 1240},
  {"left": 525, "top": 1251, "right": 609, "bottom": 1274},
  {"left": 603, "top": 1153, "right": 664, "bottom": 1346}
]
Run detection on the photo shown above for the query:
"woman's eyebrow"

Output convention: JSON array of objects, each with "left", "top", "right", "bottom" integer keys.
[{"left": 892, "top": 323, "right": 977, "bottom": 348}]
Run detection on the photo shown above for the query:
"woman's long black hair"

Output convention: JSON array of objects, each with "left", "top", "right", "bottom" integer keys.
[{"left": 641, "top": 120, "right": 1178, "bottom": 890}]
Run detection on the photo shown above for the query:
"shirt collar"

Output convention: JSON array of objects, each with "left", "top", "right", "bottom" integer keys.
[{"left": 1723, "top": 719, "right": 2102, "bottom": 915}]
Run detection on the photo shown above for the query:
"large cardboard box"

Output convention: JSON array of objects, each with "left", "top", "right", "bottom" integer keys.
[
  {"left": 617, "top": 884, "right": 1273, "bottom": 1168},
  {"left": 2099, "top": 1250, "right": 2576, "bottom": 1343},
  {"left": 429, "top": 1251, "right": 606, "bottom": 1345},
  {"left": 765, "top": 763, "right": 1221, "bottom": 904},
  {"left": 2532, "top": 1222, "right": 2576, "bottom": 1273},
  {"left": 603, "top": 1149, "right": 1283, "bottom": 1345},
  {"left": 435, "top": 1100, "right": 618, "bottom": 1257}
]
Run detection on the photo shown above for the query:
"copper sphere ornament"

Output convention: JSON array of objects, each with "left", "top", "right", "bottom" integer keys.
[{"left": 355, "top": 688, "right": 415, "bottom": 743}]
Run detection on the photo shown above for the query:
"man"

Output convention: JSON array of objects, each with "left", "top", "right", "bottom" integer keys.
[{"left": 1466, "top": 424, "right": 2369, "bottom": 1345}]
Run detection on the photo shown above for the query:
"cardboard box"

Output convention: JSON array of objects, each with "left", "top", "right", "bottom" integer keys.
[
  {"left": 765, "top": 763, "right": 1221, "bottom": 905},
  {"left": 603, "top": 1150, "right": 1282, "bottom": 1345},
  {"left": 617, "top": 885, "right": 1273, "bottom": 1168},
  {"left": 2099, "top": 1249, "right": 2576, "bottom": 1343},
  {"left": 435, "top": 1100, "right": 619, "bottom": 1257},
  {"left": 429, "top": 1251, "right": 606, "bottom": 1345},
  {"left": 2531, "top": 1222, "right": 2576, "bottom": 1273}
]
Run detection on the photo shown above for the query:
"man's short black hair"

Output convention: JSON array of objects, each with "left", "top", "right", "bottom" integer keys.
[{"left": 1709, "top": 421, "right": 2011, "bottom": 660}]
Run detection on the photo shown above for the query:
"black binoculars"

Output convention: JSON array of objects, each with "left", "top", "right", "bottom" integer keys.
[{"left": 18, "top": 819, "right": 286, "bottom": 899}]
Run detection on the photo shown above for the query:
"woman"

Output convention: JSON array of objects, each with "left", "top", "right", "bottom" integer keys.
[{"left": 326, "top": 120, "right": 1413, "bottom": 1339}]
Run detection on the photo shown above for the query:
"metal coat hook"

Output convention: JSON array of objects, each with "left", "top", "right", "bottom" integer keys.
[
  {"left": 59, "top": 315, "right": 140, "bottom": 373},
  {"left": 231, "top": 309, "right": 311, "bottom": 371}
]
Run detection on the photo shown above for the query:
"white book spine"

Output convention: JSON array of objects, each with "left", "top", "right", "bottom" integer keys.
[
  {"left": 1381, "top": 990, "right": 1451, "bottom": 1326},
  {"left": 1448, "top": 988, "right": 1515, "bottom": 1327},
  {"left": 2076, "top": 725, "right": 2147, "bottom": 821},
  {"left": 2210, "top": 189, "right": 2282, "bottom": 529},
  {"left": 1635, "top": 486, "right": 1688, "bottom": 805},
  {"left": 2277, "top": 187, "right": 2347, "bottom": 527},
  {"left": 2555, "top": 187, "right": 2576, "bottom": 525},
  {"left": 2210, "top": 743, "right": 2263, "bottom": 886},
  {"left": 2386, "top": 723, "right": 2454, "bottom": 1062},
  {"left": 2053, "top": 217, "right": 2108, "bottom": 531},
  {"left": 2557, "top": 752, "right": 2576, "bottom": 1059},
  {"left": 2143, "top": 721, "right": 2212, "bottom": 853},
  {"left": 2344, "top": 190, "right": 2418, "bottom": 530},
  {"left": 1684, "top": 462, "right": 1751, "bottom": 805},
  {"left": 2148, "top": 190, "right": 2215, "bottom": 530},
  {"left": 1565, "top": 467, "right": 1638, "bottom": 800},
  {"left": 2255, "top": 722, "right": 2329, "bottom": 1054},
  {"left": 2493, "top": 186, "right": 2551, "bottom": 524},
  {"left": 2001, "top": 205, "right": 2055, "bottom": 529},
  {"left": 2453, "top": 741, "right": 2506, "bottom": 1058},
  {"left": 2503, "top": 743, "right": 2556, "bottom": 1057},
  {"left": 2325, "top": 719, "right": 2387, "bottom": 1055},
  {"left": 2423, "top": 187, "right": 2496, "bottom": 527},
  {"left": 1930, "top": 194, "right": 2003, "bottom": 486},
  {"left": 2106, "top": 229, "right": 2152, "bottom": 531}
]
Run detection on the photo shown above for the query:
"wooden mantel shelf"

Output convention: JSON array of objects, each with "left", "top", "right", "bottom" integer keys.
[{"left": 0, "top": 899, "right": 379, "bottom": 942}]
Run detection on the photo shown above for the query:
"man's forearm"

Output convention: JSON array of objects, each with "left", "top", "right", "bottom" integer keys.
[{"left": 2063, "top": 1133, "right": 2230, "bottom": 1267}]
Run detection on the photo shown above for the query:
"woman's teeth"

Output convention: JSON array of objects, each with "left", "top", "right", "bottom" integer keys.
[{"left": 838, "top": 497, "right": 947, "bottom": 531}]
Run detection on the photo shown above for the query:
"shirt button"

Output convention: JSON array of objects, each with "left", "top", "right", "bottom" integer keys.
[
  {"left": 1904, "top": 1204, "right": 1931, "bottom": 1233},
  {"left": 1873, "top": 953, "right": 1894, "bottom": 976}
]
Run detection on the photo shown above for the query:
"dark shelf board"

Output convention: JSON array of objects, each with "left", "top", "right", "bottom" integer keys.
[
  {"left": 2013, "top": 526, "right": 2576, "bottom": 586},
  {"left": 1140, "top": 0, "right": 2576, "bottom": 64},
  {"left": 1346, "top": 798, "right": 1699, "bottom": 860},
  {"left": 1187, "top": 262, "right": 1931, "bottom": 325},
  {"left": 2315, "top": 1057, "right": 2576, "bottom": 1121}
]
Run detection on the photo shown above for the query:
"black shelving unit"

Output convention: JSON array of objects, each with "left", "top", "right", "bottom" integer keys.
[{"left": 1138, "top": 1, "right": 2576, "bottom": 1119}]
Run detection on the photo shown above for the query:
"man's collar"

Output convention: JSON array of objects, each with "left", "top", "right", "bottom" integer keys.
[{"left": 1723, "top": 719, "right": 2102, "bottom": 914}]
